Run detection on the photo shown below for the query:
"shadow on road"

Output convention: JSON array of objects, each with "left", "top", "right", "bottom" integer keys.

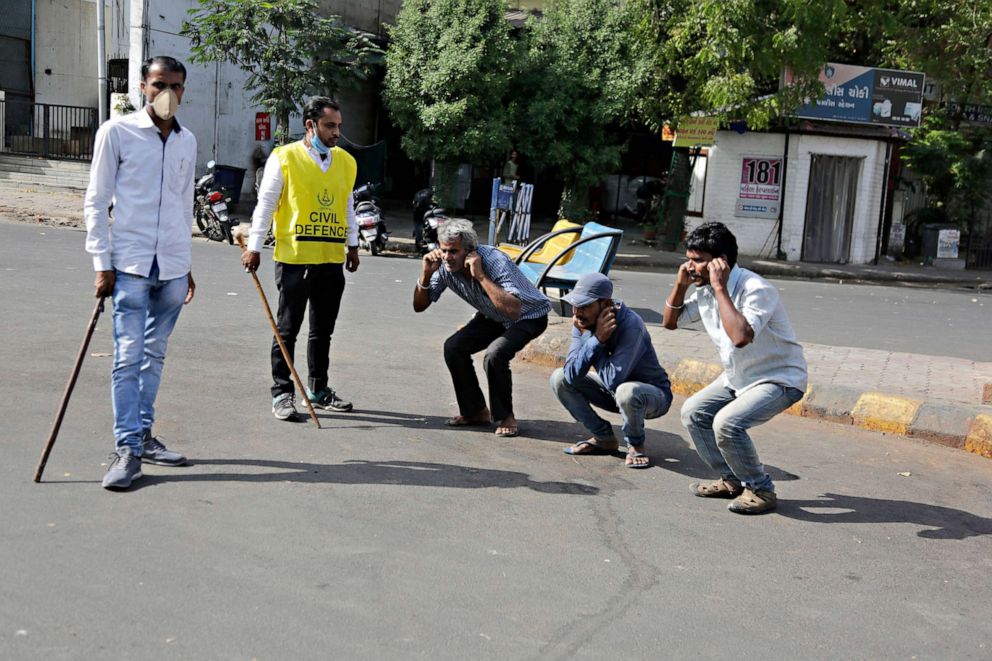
[
  {"left": 131, "top": 458, "right": 600, "bottom": 495},
  {"left": 778, "top": 492, "right": 992, "bottom": 540}
]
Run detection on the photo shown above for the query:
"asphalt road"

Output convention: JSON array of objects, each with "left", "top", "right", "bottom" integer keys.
[
  {"left": 607, "top": 270, "right": 992, "bottom": 362},
  {"left": 1, "top": 221, "right": 991, "bottom": 660}
]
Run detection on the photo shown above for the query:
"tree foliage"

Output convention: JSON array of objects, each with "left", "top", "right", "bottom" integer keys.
[
  {"left": 383, "top": 0, "right": 516, "bottom": 167},
  {"left": 182, "top": 0, "right": 379, "bottom": 143},
  {"left": 632, "top": 0, "right": 848, "bottom": 131},
  {"left": 515, "top": 0, "right": 641, "bottom": 219}
]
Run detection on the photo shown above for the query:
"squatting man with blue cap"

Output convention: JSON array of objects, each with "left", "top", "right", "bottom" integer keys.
[
  {"left": 662, "top": 222, "right": 807, "bottom": 515},
  {"left": 552, "top": 272, "right": 673, "bottom": 468},
  {"left": 413, "top": 219, "right": 551, "bottom": 437}
]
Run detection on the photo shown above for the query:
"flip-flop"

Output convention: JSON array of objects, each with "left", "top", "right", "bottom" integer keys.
[
  {"left": 564, "top": 439, "right": 619, "bottom": 455},
  {"left": 495, "top": 427, "right": 519, "bottom": 438},
  {"left": 626, "top": 450, "right": 651, "bottom": 469},
  {"left": 445, "top": 417, "right": 491, "bottom": 427}
]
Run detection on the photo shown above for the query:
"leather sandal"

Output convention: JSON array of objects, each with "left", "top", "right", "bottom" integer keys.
[
  {"left": 690, "top": 478, "right": 744, "bottom": 499},
  {"left": 728, "top": 488, "right": 778, "bottom": 515}
]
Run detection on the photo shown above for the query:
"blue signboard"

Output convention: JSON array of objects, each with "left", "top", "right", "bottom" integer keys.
[{"left": 785, "top": 63, "right": 925, "bottom": 128}]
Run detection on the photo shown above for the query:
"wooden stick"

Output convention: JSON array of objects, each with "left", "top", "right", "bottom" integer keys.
[
  {"left": 34, "top": 297, "right": 105, "bottom": 482},
  {"left": 237, "top": 235, "right": 321, "bottom": 428}
]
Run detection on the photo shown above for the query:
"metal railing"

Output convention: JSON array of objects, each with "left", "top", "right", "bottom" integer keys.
[{"left": 0, "top": 97, "right": 98, "bottom": 161}]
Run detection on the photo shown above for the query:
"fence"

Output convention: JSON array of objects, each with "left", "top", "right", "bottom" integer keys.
[{"left": 0, "top": 96, "right": 98, "bottom": 161}]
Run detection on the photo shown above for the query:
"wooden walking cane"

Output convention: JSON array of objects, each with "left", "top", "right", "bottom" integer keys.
[
  {"left": 236, "top": 235, "right": 321, "bottom": 428},
  {"left": 34, "top": 297, "right": 106, "bottom": 482}
]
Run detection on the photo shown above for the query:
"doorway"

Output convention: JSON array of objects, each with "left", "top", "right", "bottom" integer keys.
[{"left": 802, "top": 154, "right": 862, "bottom": 263}]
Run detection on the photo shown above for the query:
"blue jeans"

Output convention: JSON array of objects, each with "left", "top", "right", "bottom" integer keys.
[
  {"left": 550, "top": 368, "right": 672, "bottom": 447},
  {"left": 681, "top": 379, "right": 804, "bottom": 492},
  {"left": 111, "top": 261, "right": 187, "bottom": 454}
]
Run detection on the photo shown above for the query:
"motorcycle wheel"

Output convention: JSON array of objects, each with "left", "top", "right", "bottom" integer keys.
[
  {"left": 200, "top": 211, "right": 226, "bottom": 242},
  {"left": 371, "top": 241, "right": 381, "bottom": 256},
  {"left": 221, "top": 221, "right": 234, "bottom": 245}
]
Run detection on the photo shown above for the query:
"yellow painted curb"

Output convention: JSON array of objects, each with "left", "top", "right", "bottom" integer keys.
[
  {"left": 851, "top": 392, "right": 922, "bottom": 435},
  {"left": 670, "top": 359, "right": 723, "bottom": 397},
  {"left": 964, "top": 414, "right": 992, "bottom": 459},
  {"left": 786, "top": 385, "right": 812, "bottom": 417}
]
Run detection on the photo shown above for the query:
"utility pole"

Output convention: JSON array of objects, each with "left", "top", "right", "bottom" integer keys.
[{"left": 96, "top": 0, "right": 108, "bottom": 122}]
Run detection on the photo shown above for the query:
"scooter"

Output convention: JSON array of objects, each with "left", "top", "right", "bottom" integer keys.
[
  {"left": 413, "top": 187, "right": 449, "bottom": 253},
  {"left": 354, "top": 183, "right": 389, "bottom": 256},
  {"left": 194, "top": 160, "right": 238, "bottom": 244}
]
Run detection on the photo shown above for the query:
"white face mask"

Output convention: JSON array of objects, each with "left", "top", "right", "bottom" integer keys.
[{"left": 151, "top": 88, "right": 179, "bottom": 120}]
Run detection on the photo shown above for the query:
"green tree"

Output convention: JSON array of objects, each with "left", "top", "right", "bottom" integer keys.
[
  {"left": 515, "top": 0, "right": 641, "bottom": 220},
  {"left": 632, "top": 0, "right": 846, "bottom": 132},
  {"left": 182, "top": 0, "right": 379, "bottom": 144},
  {"left": 383, "top": 0, "right": 516, "bottom": 207}
]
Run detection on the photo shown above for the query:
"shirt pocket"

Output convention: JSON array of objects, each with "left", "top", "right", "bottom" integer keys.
[{"left": 167, "top": 154, "right": 191, "bottom": 195}]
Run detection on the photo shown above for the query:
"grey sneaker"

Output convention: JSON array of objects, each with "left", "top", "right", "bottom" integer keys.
[
  {"left": 308, "top": 387, "right": 352, "bottom": 412},
  {"left": 141, "top": 431, "right": 187, "bottom": 467},
  {"left": 102, "top": 448, "right": 143, "bottom": 490},
  {"left": 272, "top": 392, "right": 299, "bottom": 420}
]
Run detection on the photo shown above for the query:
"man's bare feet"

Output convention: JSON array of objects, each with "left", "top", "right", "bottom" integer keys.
[
  {"left": 495, "top": 415, "right": 519, "bottom": 437},
  {"left": 625, "top": 445, "right": 650, "bottom": 469},
  {"left": 445, "top": 408, "right": 491, "bottom": 427}
]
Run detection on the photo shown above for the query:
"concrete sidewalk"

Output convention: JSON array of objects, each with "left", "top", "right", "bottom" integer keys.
[{"left": 518, "top": 316, "right": 992, "bottom": 460}]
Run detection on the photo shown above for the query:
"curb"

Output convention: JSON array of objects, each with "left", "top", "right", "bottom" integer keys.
[{"left": 520, "top": 322, "right": 992, "bottom": 460}]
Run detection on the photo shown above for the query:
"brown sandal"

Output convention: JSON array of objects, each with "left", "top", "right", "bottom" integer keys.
[
  {"left": 728, "top": 488, "right": 778, "bottom": 514},
  {"left": 690, "top": 478, "right": 744, "bottom": 499}
]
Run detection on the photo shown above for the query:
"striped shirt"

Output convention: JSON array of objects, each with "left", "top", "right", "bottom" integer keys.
[{"left": 428, "top": 244, "right": 551, "bottom": 327}]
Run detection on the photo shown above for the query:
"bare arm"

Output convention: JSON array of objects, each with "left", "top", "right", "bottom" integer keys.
[
  {"left": 466, "top": 251, "right": 521, "bottom": 320},
  {"left": 413, "top": 249, "right": 442, "bottom": 313},
  {"left": 662, "top": 261, "right": 693, "bottom": 329},
  {"left": 709, "top": 257, "right": 753, "bottom": 347}
]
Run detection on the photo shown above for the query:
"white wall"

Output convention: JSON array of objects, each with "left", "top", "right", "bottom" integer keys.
[
  {"left": 34, "top": 0, "right": 114, "bottom": 109},
  {"left": 690, "top": 130, "right": 887, "bottom": 264}
]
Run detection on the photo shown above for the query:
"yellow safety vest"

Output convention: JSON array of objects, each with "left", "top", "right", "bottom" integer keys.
[{"left": 271, "top": 141, "right": 357, "bottom": 264}]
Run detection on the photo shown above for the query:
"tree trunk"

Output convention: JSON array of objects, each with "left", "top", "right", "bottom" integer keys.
[
  {"left": 660, "top": 147, "right": 692, "bottom": 251},
  {"left": 277, "top": 112, "right": 292, "bottom": 146},
  {"left": 432, "top": 160, "right": 460, "bottom": 210},
  {"left": 558, "top": 183, "right": 587, "bottom": 222}
]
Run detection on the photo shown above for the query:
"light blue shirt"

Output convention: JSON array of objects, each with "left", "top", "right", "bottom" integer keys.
[
  {"left": 428, "top": 244, "right": 551, "bottom": 328},
  {"left": 679, "top": 265, "right": 807, "bottom": 394}
]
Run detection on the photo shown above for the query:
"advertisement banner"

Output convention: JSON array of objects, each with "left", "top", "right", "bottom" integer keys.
[
  {"left": 783, "top": 63, "right": 925, "bottom": 127},
  {"left": 734, "top": 155, "right": 783, "bottom": 219},
  {"left": 673, "top": 117, "right": 718, "bottom": 147}
]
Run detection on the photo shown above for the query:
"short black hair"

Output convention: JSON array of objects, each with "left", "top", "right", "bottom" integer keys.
[
  {"left": 303, "top": 96, "right": 341, "bottom": 122},
  {"left": 685, "top": 222, "right": 738, "bottom": 267},
  {"left": 141, "top": 56, "right": 187, "bottom": 82}
]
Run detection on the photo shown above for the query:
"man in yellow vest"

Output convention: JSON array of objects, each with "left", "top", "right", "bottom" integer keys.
[{"left": 242, "top": 96, "right": 360, "bottom": 421}]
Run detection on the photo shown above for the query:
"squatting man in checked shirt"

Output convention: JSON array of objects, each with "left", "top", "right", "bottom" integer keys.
[
  {"left": 412, "top": 219, "right": 551, "bottom": 438},
  {"left": 662, "top": 222, "right": 807, "bottom": 515}
]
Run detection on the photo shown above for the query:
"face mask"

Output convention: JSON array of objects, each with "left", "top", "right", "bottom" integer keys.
[
  {"left": 309, "top": 125, "right": 330, "bottom": 155},
  {"left": 151, "top": 88, "right": 179, "bottom": 121}
]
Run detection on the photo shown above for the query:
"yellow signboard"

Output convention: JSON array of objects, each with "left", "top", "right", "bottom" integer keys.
[
  {"left": 673, "top": 117, "right": 719, "bottom": 147},
  {"left": 661, "top": 122, "right": 675, "bottom": 142}
]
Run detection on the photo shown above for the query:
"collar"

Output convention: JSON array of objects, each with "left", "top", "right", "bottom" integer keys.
[
  {"left": 136, "top": 107, "right": 182, "bottom": 133},
  {"left": 726, "top": 264, "right": 743, "bottom": 296}
]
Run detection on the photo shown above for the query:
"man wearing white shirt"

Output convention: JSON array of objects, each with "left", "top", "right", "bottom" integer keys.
[
  {"left": 242, "top": 96, "right": 360, "bottom": 421},
  {"left": 84, "top": 56, "right": 196, "bottom": 490},
  {"left": 662, "top": 222, "right": 807, "bottom": 514}
]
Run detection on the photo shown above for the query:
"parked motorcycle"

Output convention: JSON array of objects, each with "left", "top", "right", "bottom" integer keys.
[
  {"left": 194, "top": 160, "right": 238, "bottom": 244},
  {"left": 354, "top": 183, "right": 389, "bottom": 256},
  {"left": 413, "top": 187, "right": 449, "bottom": 253}
]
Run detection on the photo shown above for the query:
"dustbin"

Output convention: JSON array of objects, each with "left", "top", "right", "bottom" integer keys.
[
  {"left": 212, "top": 164, "right": 247, "bottom": 204},
  {"left": 920, "top": 223, "right": 959, "bottom": 260}
]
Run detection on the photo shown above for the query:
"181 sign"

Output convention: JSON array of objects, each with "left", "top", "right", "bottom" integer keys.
[{"left": 735, "top": 156, "right": 784, "bottom": 219}]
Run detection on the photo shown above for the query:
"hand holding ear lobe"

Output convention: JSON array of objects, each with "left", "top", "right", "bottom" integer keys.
[{"left": 708, "top": 257, "right": 731, "bottom": 288}]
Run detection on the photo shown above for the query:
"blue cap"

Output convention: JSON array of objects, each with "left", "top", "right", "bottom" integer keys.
[{"left": 562, "top": 272, "right": 613, "bottom": 307}]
